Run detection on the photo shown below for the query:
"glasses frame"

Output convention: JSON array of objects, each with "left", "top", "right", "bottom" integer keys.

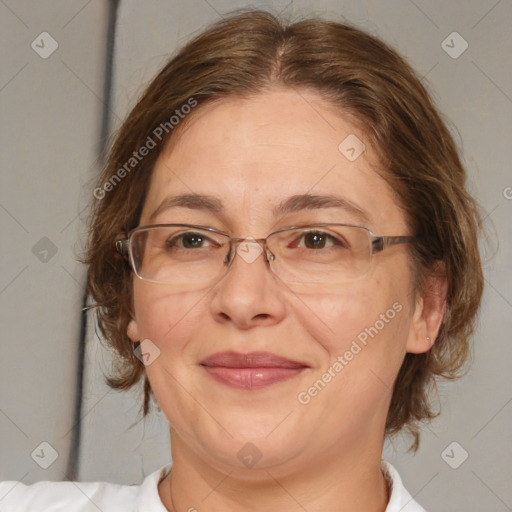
[{"left": 115, "top": 223, "right": 418, "bottom": 285}]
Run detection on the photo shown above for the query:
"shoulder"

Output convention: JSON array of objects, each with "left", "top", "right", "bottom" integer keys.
[
  {"left": 382, "top": 460, "right": 427, "bottom": 512},
  {"left": 0, "top": 464, "right": 172, "bottom": 512}
]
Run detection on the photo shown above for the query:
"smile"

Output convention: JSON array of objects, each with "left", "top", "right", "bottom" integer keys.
[{"left": 200, "top": 351, "right": 309, "bottom": 390}]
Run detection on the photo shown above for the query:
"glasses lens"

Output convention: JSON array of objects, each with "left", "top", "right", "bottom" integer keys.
[
  {"left": 267, "top": 225, "right": 371, "bottom": 286},
  {"left": 130, "top": 226, "right": 230, "bottom": 286}
]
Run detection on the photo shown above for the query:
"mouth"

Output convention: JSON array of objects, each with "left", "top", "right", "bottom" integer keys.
[{"left": 200, "top": 351, "right": 309, "bottom": 390}]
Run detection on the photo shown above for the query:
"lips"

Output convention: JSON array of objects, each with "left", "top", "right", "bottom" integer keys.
[{"left": 200, "top": 351, "right": 308, "bottom": 390}]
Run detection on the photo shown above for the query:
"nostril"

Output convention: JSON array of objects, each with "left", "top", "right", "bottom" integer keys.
[{"left": 255, "top": 313, "right": 270, "bottom": 321}]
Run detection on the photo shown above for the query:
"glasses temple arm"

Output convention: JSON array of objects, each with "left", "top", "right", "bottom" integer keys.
[{"left": 371, "top": 235, "right": 417, "bottom": 253}]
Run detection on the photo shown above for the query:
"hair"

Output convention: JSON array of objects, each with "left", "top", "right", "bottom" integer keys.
[{"left": 82, "top": 8, "right": 484, "bottom": 451}]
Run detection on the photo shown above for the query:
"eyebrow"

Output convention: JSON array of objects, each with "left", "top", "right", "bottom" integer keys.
[
  {"left": 149, "top": 194, "right": 223, "bottom": 222},
  {"left": 148, "top": 193, "right": 371, "bottom": 224},
  {"left": 274, "top": 193, "right": 371, "bottom": 224}
]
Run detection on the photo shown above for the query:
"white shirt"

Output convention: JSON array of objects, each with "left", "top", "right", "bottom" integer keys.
[{"left": 0, "top": 461, "right": 426, "bottom": 511}]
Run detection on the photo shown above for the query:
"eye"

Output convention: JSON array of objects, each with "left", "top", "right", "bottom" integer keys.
[
  {"left": 166, "top": 231, "right": 217, "bottom": 250},
  {"left": 294, "top": 230, "right": 347, "bottom": 250}
]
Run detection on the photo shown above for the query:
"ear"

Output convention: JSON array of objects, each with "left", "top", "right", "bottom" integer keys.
[
  {"left": 406, "top": 261, "right": 448, "bottom": 354},
  {"left": 127, "top": 317, "right": 141, "bottom": 343}
]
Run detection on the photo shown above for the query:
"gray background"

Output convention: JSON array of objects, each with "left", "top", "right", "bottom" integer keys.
[{"left": 1, "top": 1, "right": 511, "bottom": 511}]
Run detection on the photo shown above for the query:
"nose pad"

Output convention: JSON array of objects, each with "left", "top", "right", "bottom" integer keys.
[
  {"left": 223, "top": 238, "right": 275, "bottom": 267},
  {"left": 235, "top": 237, "right": 265, "bottom": 264}
]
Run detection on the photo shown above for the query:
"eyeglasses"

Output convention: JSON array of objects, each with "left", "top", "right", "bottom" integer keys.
[{"left": 116, "top": 223, "right": 417, "bottom": 289}]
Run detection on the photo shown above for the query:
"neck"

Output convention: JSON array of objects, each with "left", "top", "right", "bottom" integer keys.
[{"left": 158, "top": 431, "right": 390, "bottom": 512}]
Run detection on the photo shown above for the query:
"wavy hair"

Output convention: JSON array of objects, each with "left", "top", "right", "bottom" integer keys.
[{"left": 82, "top": 9, "right": 484, "bottom": 451}]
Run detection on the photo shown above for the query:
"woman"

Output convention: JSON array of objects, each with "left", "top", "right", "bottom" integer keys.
[{"left": 0, "top": 8, "right": 483, "bottom": 511}]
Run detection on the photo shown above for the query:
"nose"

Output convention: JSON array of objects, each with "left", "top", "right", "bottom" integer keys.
[{"left": 209, "top": 238, "right": 286, "bottom": 330}]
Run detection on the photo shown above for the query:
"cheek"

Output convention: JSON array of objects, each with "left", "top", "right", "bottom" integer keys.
[
  {"left": 291, "top": 282, "right": 410, "bottom": 440},
  {"left": 132, "top": 282, "right": 209, "bottom": 351},
  {"left": 299, "top": 272, "right": 411, "bottom": 376}
]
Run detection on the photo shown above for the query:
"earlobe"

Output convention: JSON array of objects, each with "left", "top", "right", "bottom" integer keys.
[
  {"left": 406, "top": 262, "right": 448, "bottom": 354},
  {"left": 127, "top": 318, "right": 141, "bottom": 343}
]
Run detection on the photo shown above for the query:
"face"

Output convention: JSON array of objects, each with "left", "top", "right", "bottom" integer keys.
[{"left": 127, "top": 88, "right": 433, "bottom": 475}]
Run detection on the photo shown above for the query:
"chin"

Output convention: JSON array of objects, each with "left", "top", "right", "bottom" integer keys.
[{"left": 198, "top": 426, "right": 306, "bottom": 472}]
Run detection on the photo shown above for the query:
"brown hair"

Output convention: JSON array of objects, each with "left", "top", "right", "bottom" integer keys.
[{"left": 83, "top": 9, "right": 484, "bottom": 451}]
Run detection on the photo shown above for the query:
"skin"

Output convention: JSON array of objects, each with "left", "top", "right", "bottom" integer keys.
[{"left": 126, "top": 88, "right": 447, "bottom": 511}]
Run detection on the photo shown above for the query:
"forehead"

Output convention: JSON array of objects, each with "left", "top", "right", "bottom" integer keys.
[{"left": 141, "top": 88, "right": 406, "bottom": 233}]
